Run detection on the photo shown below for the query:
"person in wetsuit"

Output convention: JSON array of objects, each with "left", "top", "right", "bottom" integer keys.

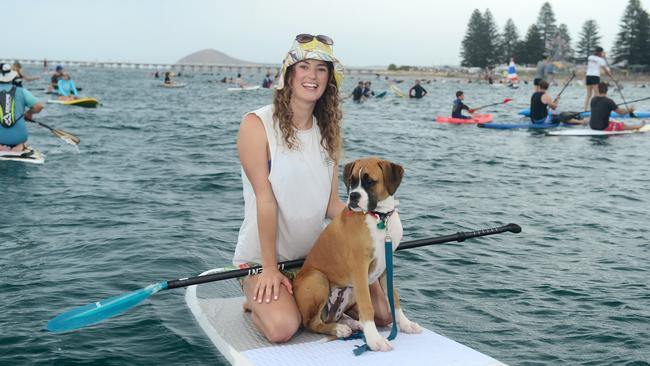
[
  {"left": 350, "top": 81, "right": 364, "bottom": 103},
  {"left": 529, "top": 80, "right": 559, "bottom": 123},
  {"left": 362, "top": 81, "right": 374, "bottom": 100},
  {"left": 589, "top": 82, "right": 644, "bottom": 131},
  {"left": 408, "top": 79, "right": 427, "bottom": 99},
  {"left": 451, "top": 91, "right": 475, "bottom": 119}
]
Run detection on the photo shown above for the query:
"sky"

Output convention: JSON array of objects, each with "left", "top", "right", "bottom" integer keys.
[{"left": 7, "top": 0, "right": 649, "bottom": 67}]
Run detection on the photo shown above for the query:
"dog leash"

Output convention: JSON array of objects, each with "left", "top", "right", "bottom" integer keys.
[{"left": 344, "top": 213, "right": 399, "bottom": 356}]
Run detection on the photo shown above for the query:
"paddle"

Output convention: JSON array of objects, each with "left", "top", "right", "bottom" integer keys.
[
  {"left": 47, "top": 223, "right": 522, "bottom": 332},
  {"left": 26, "top": 117, "right": 80, "bottom": 145},
  {"left": 472, "top": 98, "right": 512, "bottom": 112},
  {"left": 543, "top": 71, "right": 577, "bottom": 124},
  {"left": 604, "top": 57, "right": 635, "bottom": 117},
  {"left": 561, "top": 96, "right": 650, "bottom": 121}
]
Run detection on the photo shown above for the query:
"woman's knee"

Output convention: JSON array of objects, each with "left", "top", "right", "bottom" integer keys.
[{"left": 260, "top": 312, "right": 301, "bottom": 343}]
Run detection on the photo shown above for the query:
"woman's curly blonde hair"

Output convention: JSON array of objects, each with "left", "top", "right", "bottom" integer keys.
[{"left": 272, "top": 62, "right": 343, "bottom": 162}]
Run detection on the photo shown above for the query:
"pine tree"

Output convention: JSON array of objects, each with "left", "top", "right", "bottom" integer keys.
[
  {"left": 612, "top": 0, "right": 650, "bottom": 66},
  {"left": 536, "top": 2, "right": 557, "bottom": 51},
  {"left": 500, "top": 19, "right": 521, "bottom": 64},
  {"left": 461, "top": 9, "right": 486, "bottom": 67},
  {"left": 520, "top": 25, "right": 545, "bottom": 65},
  {"left": 481, "top": 9, "right": 501, "bottom": 66},
  {"left": 576, "top": 19, "right": 602, "bottom": 63},
  {"left": 548, "top": 24, "right": 574, "bottom": 61}
]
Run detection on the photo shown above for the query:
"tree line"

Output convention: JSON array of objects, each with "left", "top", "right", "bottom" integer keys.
[{"left": 460, "top": 0, "right": 650, "bottom": 69}]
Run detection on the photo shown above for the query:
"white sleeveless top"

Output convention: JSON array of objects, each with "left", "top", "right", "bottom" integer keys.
[{"left": 233, "top": 105, "right": 334, "bottom": 265}]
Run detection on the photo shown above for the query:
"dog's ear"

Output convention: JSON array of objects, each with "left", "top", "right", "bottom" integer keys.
[
  {"left": 379, "top": 161, "right": 403, "bottom": 195},
  {"left": 343, "top": 161, "right": 356, "bottom": 191}
]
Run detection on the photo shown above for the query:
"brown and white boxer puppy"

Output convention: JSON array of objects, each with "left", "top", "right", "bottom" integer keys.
[{"left": 294, "top": 157, "right": 422, "bottom": 352}]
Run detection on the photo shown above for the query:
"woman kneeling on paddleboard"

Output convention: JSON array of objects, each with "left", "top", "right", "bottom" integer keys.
[
  {"left": 233, "top": 34, "right": 393, "bottom": 343},
  {"left": 0, "top": 64, "right": 43, "bottom": 153}
]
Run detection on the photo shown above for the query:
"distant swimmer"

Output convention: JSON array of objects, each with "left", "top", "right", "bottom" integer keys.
[
  {"left": 589, "top": 82, "right": 644, "bottom": 131},
  {"left": 47, "top": 65, "right": 65, "bottom": 93},
  {"left": 362, "top": 81, "right": 374, "bottom": 99},
  {"left": 451, "top": 91, "right": 475, "bottom": 119},
  {"left": 408, "top": 79, "right": 427, "bottom": 99},
  {"left": 57, "top": 73, "right": 80, "bottom": 100},
  {"left": 0, "top": 63, "right": 44, "bottom": 153},
  {"left": 529, "top": 80, "right": 559, "bottom": 123},
  {"left": 584, "top": 46, "right": 613, "bottom": 111},
  {"left": 154, "top": 71, "right": 160, "bottom": 78},
  {"left": 350, "top": 81, "right": 364, "bottom": 103},
  {"left": 262, "top": 73, "right": 273, "bottom": 88}
]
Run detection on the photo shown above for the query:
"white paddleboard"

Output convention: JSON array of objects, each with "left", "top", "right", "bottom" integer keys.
[
  {"left": 228, "top": 86, "right": 261, "bottom": 91},
  {"left": 547, "top": 124, "right": 650, "bottom": 136},
  {"left": 160, "top": 83, "right": 187, "bottom": 88},
  {"left": 186, "top": 268, "right": 508, "bottom": 366},
  {"left": 0, "top": 146, "right": 45, "bottom": 164}
]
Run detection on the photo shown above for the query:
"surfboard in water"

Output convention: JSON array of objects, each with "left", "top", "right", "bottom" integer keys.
[
  {"left": 47, "top": 98, "right": 99, "bottom": 108},
  {"left": 186, "top": 268, "right": 508, "bottom": 366}
]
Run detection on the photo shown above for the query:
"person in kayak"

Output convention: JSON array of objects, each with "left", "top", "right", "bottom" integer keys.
[
  {"left": 0, "top": 64, "right": 44, "bottom": 153},
  {"left": 350, "top": 81, "right": 364, "bottom": 102},
  {"left": 47, "top": 65, "right": 65, "bottom": 93},
  {"left": 533, "top": 54, "right": 551, "bottom": 91},
  {"left": 589, "top": 82, "right": 644, "bottom": 131},
  {"left": 57, "top": 73, "right": 79, "bottom": 100},
  {"left": 408, "top": 79, "right": 427, "bottom": 98},
  {"left": 584, "top": 46, "right": 613, "bottom": 111},
  {"left": 529, "top": 80, "right": 559, "bottom": 123},
  {"left": 451, "top": 91, "right": 475, "bottom": 119}
]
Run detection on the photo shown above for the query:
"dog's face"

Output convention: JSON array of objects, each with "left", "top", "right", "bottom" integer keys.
[{"left": 343, "top": 158, "right": 403, "bottom": 212}]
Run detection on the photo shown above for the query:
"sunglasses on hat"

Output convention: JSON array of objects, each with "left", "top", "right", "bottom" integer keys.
[{"left": 295, "top": 34, "right": 334, "bottom": 46}]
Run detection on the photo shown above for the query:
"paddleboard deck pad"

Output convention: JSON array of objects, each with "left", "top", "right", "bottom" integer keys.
[
  {"left": 186, "top": 268, "right": 507, "bottom": 366},
  {"left": 47, "top": 98, "right": 99, "bottom": 108},
  {"left": 0, "top": 146, "right": 44, "bottom": 164},
  {"left": 547, "top": 124, "right": 650, "bottom": 136},
  {"left": 436, "top": 114, "right": 493, "bottom": 124}
]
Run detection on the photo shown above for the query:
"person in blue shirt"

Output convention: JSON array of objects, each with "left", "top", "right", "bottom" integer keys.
[
  {"left": 57, "top": 73, "right": 79, "bottom": 100},
  {"left": 452, "top": 91, "right": 475, "bottom": 119},
  {"left": 0, "top": 64, "right": 44, "bottom": 153}
]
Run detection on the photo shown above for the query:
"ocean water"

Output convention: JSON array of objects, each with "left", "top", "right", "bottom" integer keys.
[{"left": 1, "top": 67, "right": 649, "bottom": 366}]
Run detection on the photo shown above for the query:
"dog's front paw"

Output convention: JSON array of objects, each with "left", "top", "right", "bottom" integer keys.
[
  {"left": 397, "top": 309, "right": 423, "bottom": 334},
  {"left": 398, "top": 320, "right": 423, "bottom": 334},
  {"left": 366, "top": 333, "right": 393, "bottom": 352},
  {"left": 335, "top": 324, "right": 352, "bottom": 338}
]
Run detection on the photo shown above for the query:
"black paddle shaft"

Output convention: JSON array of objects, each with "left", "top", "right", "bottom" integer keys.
[{"left": 166, "top": 223, "right": 522, "bottom": 289}]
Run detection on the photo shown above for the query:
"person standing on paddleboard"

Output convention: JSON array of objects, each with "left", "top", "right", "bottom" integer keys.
[
  {"left": 529, "top": 80, "right": 560, "bottom": 123},
  {"left": 533, "top": 54, "right": 553, "bottom": 92},
  {"left": 451, "top": 91, "right": 475, "bottom": 119},
  {"left": 584, "top": 47, "right": 613, "bottom": 111},
  {"left": 233, "top": 34, "right": 393, "bottom": 343},
  {"left": 589, "top": 82, "right": 644, "bottom": 131},
  {"left": 0, "top": 64, "right": 43, "bottom": 153}
]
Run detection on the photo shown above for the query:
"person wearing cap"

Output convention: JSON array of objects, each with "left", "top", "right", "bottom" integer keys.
[
  {"left": 589, "top": 82, "right": 644, "bottom": 131},
  {"left": 0, "top": 64, "right": 43, "bottom": 153},
  {"left": 584, "top": 46, "right": 613, "bottom": 111},
  {"left": 57, "top": 73, "right": 79, "bottom": 100},
  {"left": 233, "top": 34, "right": 392, "bottom": 343},
  {"left": 47, "top": 65, "right": 65, "bottom": 93}
]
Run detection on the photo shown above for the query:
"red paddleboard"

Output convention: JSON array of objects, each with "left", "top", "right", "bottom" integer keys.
[{"left": 435, "top": 114, "right": 493, "bottom": 124}]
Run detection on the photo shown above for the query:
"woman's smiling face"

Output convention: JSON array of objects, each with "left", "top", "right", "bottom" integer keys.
[{"left": 290, "top": 59, "right": 329, "bottom": 103}]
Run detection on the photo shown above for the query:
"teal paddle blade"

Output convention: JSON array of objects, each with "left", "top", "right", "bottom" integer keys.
[{"left": 47, "top": 282, "right": 168, "bottom": 332}]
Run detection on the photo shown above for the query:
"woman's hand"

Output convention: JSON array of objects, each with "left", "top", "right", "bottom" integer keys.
[{"left": 252, "top": 267, "right": 293, "bottom": 303}]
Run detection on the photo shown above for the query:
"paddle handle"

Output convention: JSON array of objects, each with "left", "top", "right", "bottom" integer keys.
[{"left": 166, "top": 223, "right": 521, "bottom": 289}]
